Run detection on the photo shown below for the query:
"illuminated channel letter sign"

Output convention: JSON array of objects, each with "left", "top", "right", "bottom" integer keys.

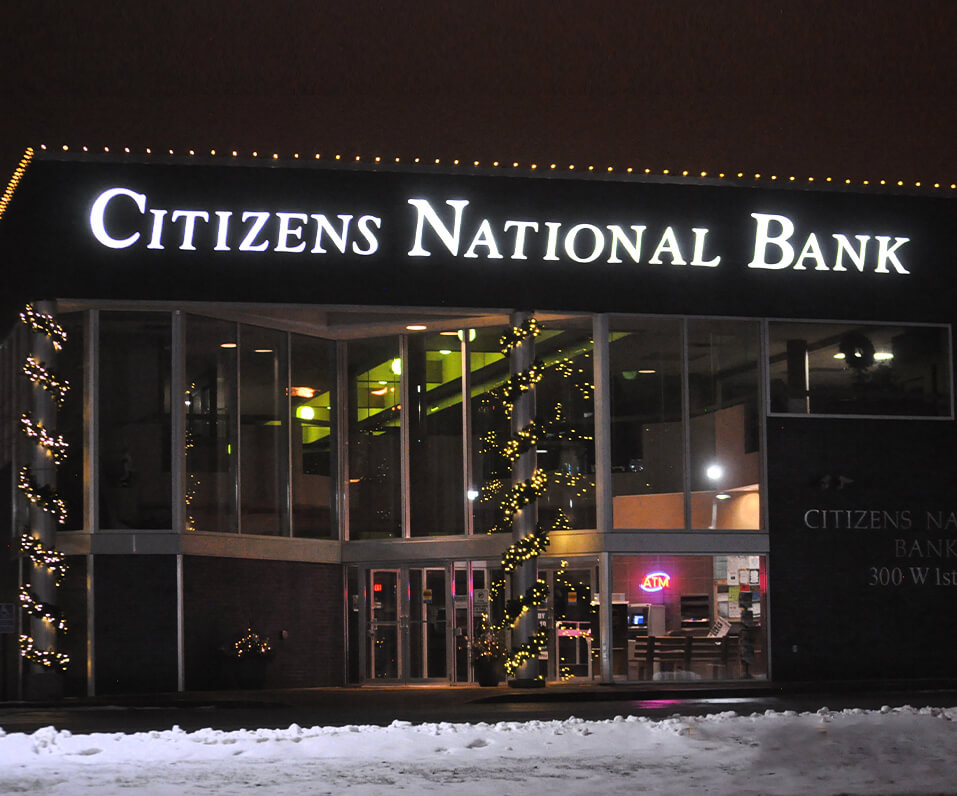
[
  {"left": 640, "top": 572, "right": 671, "bottom": 592},
  {"left": 85, "top": 188, "right": 913, "bottom": 276}
]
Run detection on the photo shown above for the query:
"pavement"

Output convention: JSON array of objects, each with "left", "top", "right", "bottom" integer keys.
[{"left": 4, "top": 679, "right": 957, "bottom": 734}]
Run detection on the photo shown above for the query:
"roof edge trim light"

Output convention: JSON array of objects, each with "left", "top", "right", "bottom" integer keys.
[{"left": 23, "top": 144, "right": 957, "bottom": 195}]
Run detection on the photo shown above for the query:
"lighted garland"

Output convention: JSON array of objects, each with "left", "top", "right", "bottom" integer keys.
[
  {"left": 230, "top": 628, "right": 273, "bottom": 658},
  {"left": 18, "top": 466, "right": 68, "bottom": 525},
  {"left": 485, "top": 468, "right": 548, "bottom": 535},
  {"left": 185, "top": 384, "right": 198, "bottom": 531},
  {"left": 481, "top": 317, "right": 598, "bottom": 680},
  {"left": 503, "top": 629, "right": 551, "bottom": 677},
  {"left": 19, "top": 585, "right": 68, "bottom": 632},
  {"left": 497, "top": 363, "right": 545, "bottom": 412},
  {"left": 20, "top": 533, "right": 68, "bottom": 585},
  {"left": 19, "top": 305, "right": 67, "bottom": 351},
  {"left": 17, "top": 303, "right": 70, "bottom": 672},
  {"left": 22, "top": 356, "right": 70, "bottom": 405},
  {"left": 499, "top": 317, "right": 543, "bottom": 352},
  {"left": 20, "top": 414, "right": 69, "bottom": 464},
  {"left": 18, "top": 636, "right": 70, "bottom": 669}
]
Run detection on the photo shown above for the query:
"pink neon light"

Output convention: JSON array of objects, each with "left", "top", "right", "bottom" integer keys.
[{"left": 640, "top": 571, "right": 671, "bottom": 592}]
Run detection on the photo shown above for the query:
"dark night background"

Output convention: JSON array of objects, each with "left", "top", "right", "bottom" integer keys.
[{"left": 2, "top": 1, "right": 957, "bottom": 184}]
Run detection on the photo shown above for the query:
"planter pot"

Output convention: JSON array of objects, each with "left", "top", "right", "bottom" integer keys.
[
  {"left": 473, "top": 659, "right": 502, "bottom": 687},
  {"left": 223, "top": 656, "right": 270, "bottom": 689}
]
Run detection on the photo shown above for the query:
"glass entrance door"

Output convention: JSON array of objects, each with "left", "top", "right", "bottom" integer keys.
[
  {"left": 369, "top": 569, "right": 400, "bottom": 680},
  {"left": 408, "top": 568, "right": 448, "bottom": 680},
  {"left": 365, "top": 567, "right": 451, "bottom": 682}
]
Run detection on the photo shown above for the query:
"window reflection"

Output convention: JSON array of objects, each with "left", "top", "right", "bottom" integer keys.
[
  {"left": 534, "top": 322, "right": 596, "bottom": 531},
  {"left": 768, "top": 322, "right": 951, "bottom": 417},
  {"left": 688, "top": 320, "right": 761, "bottom": 530},
  {"left": 239, "top": 325, "right": 286, "bottom": 536},
  {"left": 56, "top": 312, "right": 85, "bottom": 531},
  {"left": 291, "top": 334, "right": 336, "bottom": 538},
  {"left": 99, "top": 312, "right": 171, "bottom": 529},
  {"left": 469, "top": 328, "right": 510, "bottom": 534},
  {"left": 348, "top": 336, "right": 401, "bottom": 539},
  {"left": 610, "top": 319, "right": 684, "bottom": 529},
  {"left": 409, "top": 333, "right": 465, "bottom": 536},
  {"left": 185, "top": 316, "right": 238, "bottom": 533}
]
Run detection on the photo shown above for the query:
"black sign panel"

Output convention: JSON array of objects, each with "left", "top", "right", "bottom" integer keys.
[
  {"left": 768, "top": 417, "right": 957, "bottom": 681},
  {"left": 1, "top": 156, "right": 955, "bottom": 325}
]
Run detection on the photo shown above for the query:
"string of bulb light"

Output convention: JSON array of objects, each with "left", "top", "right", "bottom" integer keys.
[{"left": 25, "top": 144, "right": 957, "bottom": 190}]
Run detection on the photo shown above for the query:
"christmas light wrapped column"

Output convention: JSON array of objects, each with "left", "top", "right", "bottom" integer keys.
[
  {"left": 506, "top": 311, "right": 543, "bottom": 687},
  {"left": 17, "top": 302, "right": 70, "bottom": 681}
]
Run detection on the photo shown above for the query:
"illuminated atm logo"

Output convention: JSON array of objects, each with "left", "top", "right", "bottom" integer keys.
[{"left": 640, "top": 572, "right": 671, "bottom": 592}]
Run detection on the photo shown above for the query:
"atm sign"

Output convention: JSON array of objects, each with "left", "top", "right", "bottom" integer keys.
[{"left": 640, "top": 572, "right": 671, "bottom": 592}]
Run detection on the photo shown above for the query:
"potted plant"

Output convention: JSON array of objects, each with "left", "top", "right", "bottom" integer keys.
[
  {"left": 472, "top": 618, "right": 505, "bottom": 687},
  {"left": 221, "top": 627, "right": 273, "bottom": 689}
]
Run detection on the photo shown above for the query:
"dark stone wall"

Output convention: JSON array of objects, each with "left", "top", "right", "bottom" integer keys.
[
  {"left": 768, "top": 417, "right": 957, "bottom": 682},
  {"left": 94, "top": 554, "right": 178, "bottom": 694},
  {"left": 183, "top": 556, "right": 343, "bottom": 690}
]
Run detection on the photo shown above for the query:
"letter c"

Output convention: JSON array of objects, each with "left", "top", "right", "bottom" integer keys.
[
  {"left": 90, "top": 187, "right": 146, "bottom": 249},
  {"left": 803, "top": 509, "right": 821, "bottom": 529}
]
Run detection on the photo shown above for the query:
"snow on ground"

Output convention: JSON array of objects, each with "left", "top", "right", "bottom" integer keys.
[{"left": 2, "top": 706, "right": 956, "bottom": 795}]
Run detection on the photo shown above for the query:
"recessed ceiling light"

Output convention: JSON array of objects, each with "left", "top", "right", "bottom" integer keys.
[
  {"left": 406, "top": 324, "right": 427, "bottom": 331},
  {"left": 220, "top": 342, "right": 237, "bottom": 349}
]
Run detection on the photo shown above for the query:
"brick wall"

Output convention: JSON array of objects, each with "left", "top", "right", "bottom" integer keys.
[{"left": 183, "top": 556, "right": 344, "bottom": 690}]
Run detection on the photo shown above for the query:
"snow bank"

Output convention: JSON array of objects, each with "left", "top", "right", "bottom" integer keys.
[{"left": 2, "top": 706, "right": 956, "bottom": 794}]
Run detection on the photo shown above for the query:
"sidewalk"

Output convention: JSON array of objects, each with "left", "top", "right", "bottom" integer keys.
[{"left": 4, "top": 678, "right": 957, "bottom": 735}]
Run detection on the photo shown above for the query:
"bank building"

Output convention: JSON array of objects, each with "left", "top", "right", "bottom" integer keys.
[{"left": 0, "top": 146, "right": 954, "bottom": 698}]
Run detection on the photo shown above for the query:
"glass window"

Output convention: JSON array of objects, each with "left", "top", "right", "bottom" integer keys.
[
  {"left": 348, "top": 336, "right": 401, "bottom": 539},
  {"left": 471, "top": 318, "right": 595, "bottom": 533},
  {"left": 609, "top": 319, "right": 684, "bottom": 529},
  {"left": 53, "top": 312, "right": 85, "bottom": 531},
  {"left": 470, "top": 327, "right": 510, "bottom": 534},
  {"left": 612, "top": 554, "right": 767, "bottom": 681},
  {"left": 239, "top": 325, "right": 287, "bottom": 536},
  {"left": 408, "top": 333, "right": 465, "bottom": 536},
  {"left": 768, "top": 322, "right": 952, "bottom": 417},
  {"left": 534, "top": 320, "right": 596, "bottom": 531},
  {"left": 99, "top": 312, "right": 171, "bottom": 529},
  {"left": 185, "top": 315, "right": 238, "bottom": 533},
  {"left": 290, "top": 333, "right": 336, "bottom": 538},
  {"left": 687, "top": 320, "right": 762, "bottom": 530}
]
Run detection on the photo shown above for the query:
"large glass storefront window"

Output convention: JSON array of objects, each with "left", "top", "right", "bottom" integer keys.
[
  {"left": 99, "top": 312, "right": 171, "bottom": 529},
  {"left": 688, "top": 319, "right": 762, "bottom": 530},
  {"left": 610, "top": 318, "right": 684, "bottom": 529},
  {"left": 348, "top": 336, "right": 402, "bottom": 539},
  {"left": 612, "top": 554, "right": 767, "bottom": 681},
  {"left": 768, "top": 321, "right": 952, "bottom": 417},
  {"left": 409, "top": 333, "right": 465, "bottom": 536},
  {"left": 186, "top": 315, "right": 238, "bottom": 533},
  {"left": 470, "top": 327, "right": 510, "bottom": 535},
  {"left": 534, "top": 320, "right": 596, "bottom": 531},
  {"left": 290, "top": 333, "right": 336, "bottom": 538},
  {"left": 239, "top": 325, "right": 286, "bottom": 536}
]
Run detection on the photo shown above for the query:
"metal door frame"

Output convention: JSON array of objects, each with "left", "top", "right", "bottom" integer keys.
[{"left": 360, "top": 564, "right": 453, "bottom": 684}]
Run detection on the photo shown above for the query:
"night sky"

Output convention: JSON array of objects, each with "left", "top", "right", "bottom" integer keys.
[{"left": 2, "top": 2, "right": 957, "bottom": 184}]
